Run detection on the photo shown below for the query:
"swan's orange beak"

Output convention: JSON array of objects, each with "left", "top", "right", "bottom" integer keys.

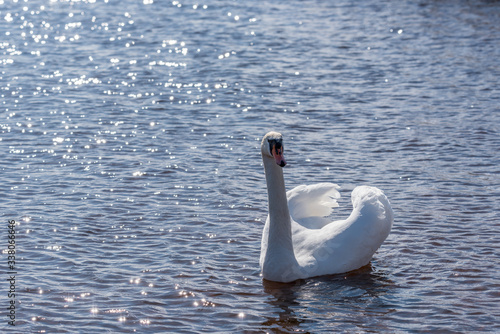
[{"left": 272, "top": 146, "right": 286, "bottom": 167}]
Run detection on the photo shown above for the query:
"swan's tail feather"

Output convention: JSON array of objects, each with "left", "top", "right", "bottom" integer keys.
[{"left": 287, "top": 183, "right": 340, "bottom": 222}]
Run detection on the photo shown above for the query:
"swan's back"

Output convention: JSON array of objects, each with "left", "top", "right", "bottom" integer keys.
[{"left": 289, "top": 185, "right": 393, "bottom": 278}]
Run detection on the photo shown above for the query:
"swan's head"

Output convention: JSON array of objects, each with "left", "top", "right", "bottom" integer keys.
[{"left": 261, "top": 131, "right": 287, "bottom": 167}]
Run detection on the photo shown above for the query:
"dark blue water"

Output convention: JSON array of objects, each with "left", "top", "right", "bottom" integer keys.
[{"left": 1, "top": 0, "right": 499, "bottom": 332}]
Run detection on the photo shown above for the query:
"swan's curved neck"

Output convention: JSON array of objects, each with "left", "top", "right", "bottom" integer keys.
[{"left": 263, "top": 157, "right": 293, "bottom": 255}]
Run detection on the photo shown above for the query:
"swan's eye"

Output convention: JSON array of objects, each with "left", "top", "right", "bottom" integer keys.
[
  {"left": 268, "top": 139, "right": 284, "bottom": 157},
  {"left": 268, "top": 139, "right": 279, "bottom": 153}
]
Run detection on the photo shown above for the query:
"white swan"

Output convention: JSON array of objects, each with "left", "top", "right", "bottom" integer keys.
[{"left": 260, "top": 131, "right": 393, "bottom": 283}]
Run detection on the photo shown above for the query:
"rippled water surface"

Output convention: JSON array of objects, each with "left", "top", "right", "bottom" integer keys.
[{"left": 2, "top": 0, "right": 500, "bottom": 332}]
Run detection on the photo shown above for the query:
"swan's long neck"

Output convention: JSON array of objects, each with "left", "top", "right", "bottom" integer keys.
[{"left": 263, "top": 157, "right": 294, "bottom": 257}]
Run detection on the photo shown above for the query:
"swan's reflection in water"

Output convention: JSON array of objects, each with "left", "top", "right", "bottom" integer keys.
[{"left": 262, "top": 264, "right": 395, "bottom": 333}]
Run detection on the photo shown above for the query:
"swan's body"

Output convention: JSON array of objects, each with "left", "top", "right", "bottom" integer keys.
[{"left": 260, "top": 132, "right": 393, "bottom": 283}]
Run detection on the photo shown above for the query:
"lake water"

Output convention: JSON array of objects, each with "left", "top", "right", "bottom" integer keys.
[{"left": 1, "top": 0, "right": 500, "bottom": 332}]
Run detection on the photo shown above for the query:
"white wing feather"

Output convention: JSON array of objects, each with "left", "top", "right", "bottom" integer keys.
[{"left": 287, "top": 183, "right": 341, "bottom": 229}]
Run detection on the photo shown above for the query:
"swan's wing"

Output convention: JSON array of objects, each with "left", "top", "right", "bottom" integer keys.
[
  {"left": 287, "top": 183, "right": 341, "bottom": 229},
  {"left": 294, "top": 186, "right": 393, "bottom": 276},
  {"left": 351, "top": 186, "right": 393, "bottom": 223}
]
